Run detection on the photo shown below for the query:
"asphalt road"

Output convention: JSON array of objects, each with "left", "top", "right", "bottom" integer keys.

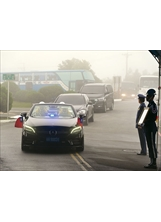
[{"left": 0, "top": 99, "right": 161, "bottom": 171}]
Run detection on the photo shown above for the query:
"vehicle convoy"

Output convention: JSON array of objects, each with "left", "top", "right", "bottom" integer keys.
[
  {"left": 14, "top": 103, "right": 85, "bottom": 152},
  {"left": 54, "top": 93, "right": 94, "bottom": 126},
  {"left": 79, "top": 83, "right": 114, "bottom": 112},
  {"left": 120, "top": 81, "right": 137, "bottom": 100}
]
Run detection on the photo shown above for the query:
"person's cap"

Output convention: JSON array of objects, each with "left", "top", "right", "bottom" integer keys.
[
  {"left": 146, "top": 89, "right": 156, "bottom": 96},
  {"left": 138, "top": 94, "right": 146, "bottom": 98}
]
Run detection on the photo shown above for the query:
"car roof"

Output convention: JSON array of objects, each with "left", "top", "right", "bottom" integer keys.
[{"left": 58, "top": 93, "right": 86, "bottom": 96}]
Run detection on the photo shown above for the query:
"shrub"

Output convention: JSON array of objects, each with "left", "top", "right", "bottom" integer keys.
[
  {"left": 26, "top": 91, "right": 45, "bottom": 103},
  {"left": 39, "top": 85, "right": 65, "bottom": 102},
  {"left": 2, "top": 81, "right": 20, "bottom": 99},
  {"left": 0, "top": 84, "right": 13, "bottom": 112}
]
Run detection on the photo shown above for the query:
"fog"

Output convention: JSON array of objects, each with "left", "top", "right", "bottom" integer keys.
[{"left": 1, "top": 50, "right": 158, "bottom": 80}]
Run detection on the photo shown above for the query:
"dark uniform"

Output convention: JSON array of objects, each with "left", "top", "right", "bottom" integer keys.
[
  {"left": 144, "top": 89, "right": 158, "bottom": 169},
  {"left": 136, "top": 94, "right": 147, "bottom": 155}
]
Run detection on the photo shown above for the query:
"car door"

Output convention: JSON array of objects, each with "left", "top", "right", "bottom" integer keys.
[
  {"left": 106, "top": 85, "right": 113, "bottom": 108},
  {"left": 84, "top": 94, "right": 92, "bottom": 119},
  {"left": 104, "top": 85, "right": 110, "bottom": 108}
]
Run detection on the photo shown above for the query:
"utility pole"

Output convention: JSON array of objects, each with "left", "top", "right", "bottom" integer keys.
[{"left": 122, "top": 51, "right": 132, "bottom": 79}]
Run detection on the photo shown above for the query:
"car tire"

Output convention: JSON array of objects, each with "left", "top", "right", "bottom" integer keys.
[
  {"left": 109, "top": 101, "right": 114, "bottom": 110},
  {"left": 89, "top": 111, "right": 94, "bottom": 122},
  {"left": 102, "top": 103, "right": 107, "bottom": 113}
]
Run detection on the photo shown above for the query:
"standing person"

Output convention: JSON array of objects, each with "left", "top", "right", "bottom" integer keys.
[
  {"left": 144, "top": 89, "right": 158, "bottom": 169},
  {"left": 136, "top": 94, "right": 147, "bottom": 155}
]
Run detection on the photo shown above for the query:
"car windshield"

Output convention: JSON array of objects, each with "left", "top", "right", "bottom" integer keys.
[
  {"left": 30, "top": 104, "right": 75, "bottom": 119},
  {"left": 56, "top": 95, "right": 85, "bottom": 105},
  {"left": 121, "top": 82, "right": 136, "bottom": 90},
  {"left": 81, "top": 85, "right": 104, "bottom": 94}
]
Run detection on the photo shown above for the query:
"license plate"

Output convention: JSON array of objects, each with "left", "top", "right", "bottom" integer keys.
[{"left": 46, "top": 137, "right": 59, "bottom": 142}]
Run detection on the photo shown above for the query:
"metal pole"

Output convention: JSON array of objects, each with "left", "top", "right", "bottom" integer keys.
[
  {"left": 157, "top": 59, "right": 161, "bottom": 170},
  {"left": 7, "top": 81, "right": 9, "bottom": 119}
]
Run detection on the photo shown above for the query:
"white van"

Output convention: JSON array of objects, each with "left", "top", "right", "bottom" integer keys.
[{"left": 138, "top": 76, "right": 159, "bottom": 101}]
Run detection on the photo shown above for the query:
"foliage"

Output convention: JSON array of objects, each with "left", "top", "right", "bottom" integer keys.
[
  {"left": 14, "top": 90, "right": 45, "bottom": 103},
  {"left": 0, "top": 84, "right": 13, "bottom": 112},
  {"left": 14, "top": 90, "right": 28, "bottom": 102},
  {"left": 1, "top": 81, "right": 20, "bottom": 99},
  {"left": 39, "top": 84, "right": 65, "bottom": 102},
  {"left": 25, "top": 91, "right": 45, "bottom": 103}
]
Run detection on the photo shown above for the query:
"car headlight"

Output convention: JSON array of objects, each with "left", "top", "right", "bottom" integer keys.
[
  {"left": 131, "top": 94, "right": 135, "bottom": 97},
  {"left": 70, "top": 126, "right": 82, "bottom": 134},
  {"left": 77, "top": 109, "right": 86, "bottom": 116},
  {"left": 24, "top": 125, "right": 36, "bottom": 133},
  {"left": 121, "top": 94, "right": 126, "bottom": 97}
]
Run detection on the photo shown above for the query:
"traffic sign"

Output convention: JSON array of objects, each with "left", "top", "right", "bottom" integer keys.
[{"left": 3, "top": 74, "right": 15, "bottom": 80}]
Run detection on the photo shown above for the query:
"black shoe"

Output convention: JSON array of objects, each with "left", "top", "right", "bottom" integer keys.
[
  {"left": 144, "top": 164, "right": 157, "bottom": 169},
  {"left": 137, "top": 152, "right": 147, "bottom": 155}
]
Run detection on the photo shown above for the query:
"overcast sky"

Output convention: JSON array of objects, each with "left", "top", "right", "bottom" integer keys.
[{"left": 1, "top": 50, "right": 158, "bottom": 80}]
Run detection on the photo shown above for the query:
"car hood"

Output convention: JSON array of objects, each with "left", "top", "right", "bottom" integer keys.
[
  {"left": 72, "top": 105, "right": 86, "bottom": 112},
  {"left": 25, "top": 117, "right": 78, "bottom": 127},
  {"left": 85, "top": 93, "right": 104, "bottom": 99}
]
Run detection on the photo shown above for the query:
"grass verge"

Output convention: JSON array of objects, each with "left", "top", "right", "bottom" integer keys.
[{"left": 12, "top": 101, "right": 32, "bottom": 108}]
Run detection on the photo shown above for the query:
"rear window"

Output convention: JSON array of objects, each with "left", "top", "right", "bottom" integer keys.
[
  {"left": 81, "top": 85, "right": 104, "bottom": 94},
  {"left": 121, "top": 82, "right": 136, "bottom": 90},
  {"left": 56, "top": 95, "right": 85, "bottom": 105}
]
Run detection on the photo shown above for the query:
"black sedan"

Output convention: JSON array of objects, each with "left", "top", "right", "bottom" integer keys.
[
  {"left": 54, "top": 93, "right": 94, "bottom": 126},
  {"left": 15, "top": 103, "right": 84, "bottom": 152}
]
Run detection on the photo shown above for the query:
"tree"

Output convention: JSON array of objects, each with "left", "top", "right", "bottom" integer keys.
[
  {"left": 2, "top": 81, "right": 20, "bottom": 99},
  {"left": 0, "top": 84, "right": 13, "bottom": 112},
  {"left": 25, "top": 91, "right": 45, "bottom": 103},
  {"left": 39, "top": 85, "right": 65, "bottom": 102},
  {"left": 58, "top": 58, "right": 102, "bottom": 82}
]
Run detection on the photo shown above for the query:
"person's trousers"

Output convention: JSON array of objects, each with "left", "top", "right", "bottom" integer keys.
[
  {"left": 145, "top": 128, "right": 157, "bottom": 159},
  {"left": 137, "top": 128, "right": 147, "bottom": 154}
]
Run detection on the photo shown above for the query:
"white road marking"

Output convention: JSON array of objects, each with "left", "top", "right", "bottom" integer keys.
[
  {"left": 76, "top": 153, "right": 92, "bottom": 168},
  {"left": 70, "top": 154, "right": 87, "bottom": 171}
]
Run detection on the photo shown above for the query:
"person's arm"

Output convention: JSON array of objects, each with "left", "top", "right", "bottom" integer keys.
[{"left": 137, "top": 105, "right": 145, "bottom": 128}]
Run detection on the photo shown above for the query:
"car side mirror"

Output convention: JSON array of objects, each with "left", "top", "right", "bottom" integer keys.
[
  {"left": 20, "top": 112, "right": 28, "bottom": 119},
  {"left": 88, "top": 101, "right": 93, "bottom": 105}
]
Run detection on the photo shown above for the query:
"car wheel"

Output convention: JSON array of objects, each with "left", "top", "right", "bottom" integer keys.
[
  {"left": 109, "top": 101, "right": 114, "bottom": 110},
  {"left": 102, "top": 103, "right": 107, "bottom": 113},
  {"left": 89, "top": 111, "right": 94, "bottom": 122}
]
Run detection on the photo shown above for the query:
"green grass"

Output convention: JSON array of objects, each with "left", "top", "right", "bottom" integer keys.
[{"left": 12, "top": 101, "right": 32, "bottom": 108}]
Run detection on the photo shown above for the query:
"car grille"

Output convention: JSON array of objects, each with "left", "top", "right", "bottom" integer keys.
[{"left": 35, "top": 126, "right": 71, "bottom": 135}]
